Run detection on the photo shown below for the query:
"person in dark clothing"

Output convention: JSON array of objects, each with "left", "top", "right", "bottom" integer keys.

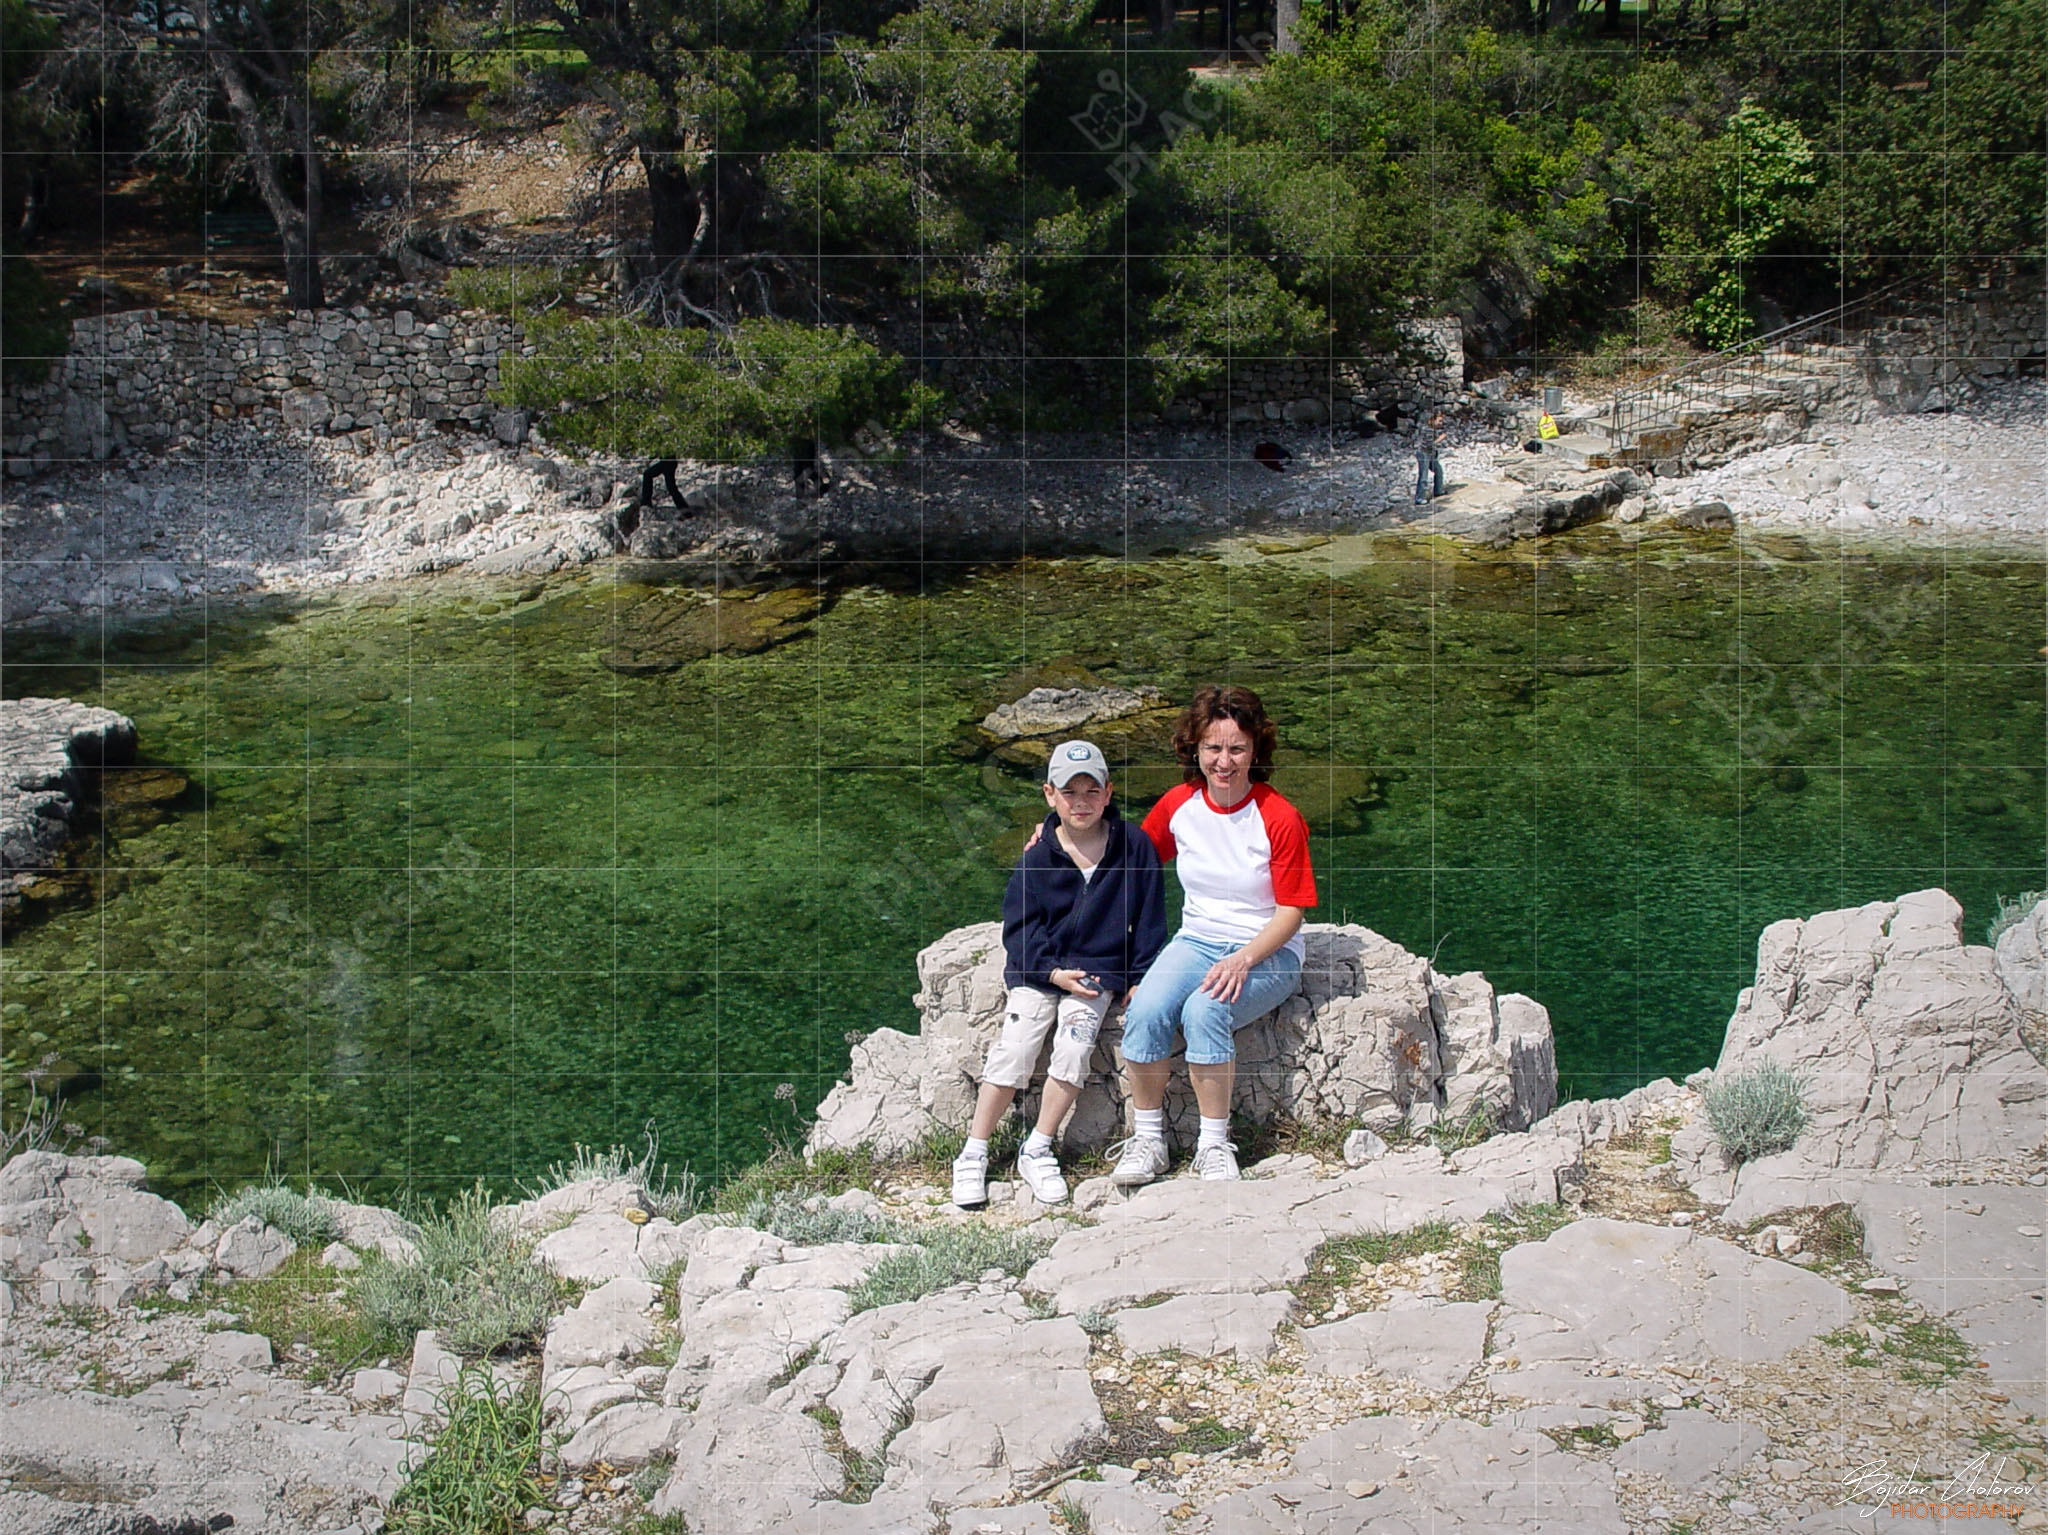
[{"left": 951, "top": 740, "right": 1168, "bottom": 1209}]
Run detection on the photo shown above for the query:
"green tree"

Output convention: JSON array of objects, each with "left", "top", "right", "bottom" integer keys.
[{"left": 1648, "top": 99, "right": 1816, "bottom": 346}]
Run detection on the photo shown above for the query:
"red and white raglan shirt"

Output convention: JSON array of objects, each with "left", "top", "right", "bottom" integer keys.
[{"left": 1140, "top": 783, "right": 1318, "bottom": 959}]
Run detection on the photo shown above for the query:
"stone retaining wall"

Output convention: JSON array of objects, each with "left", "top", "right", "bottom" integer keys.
[
  {"left": 1, "top": 309, "right": 533, "bottom": 474},
  {"left": 1162, "top": 317, "right": 1466, "bottom": 427},
  {"left": 1861, "top": 273, "right": 2047, "bottom": 413}
]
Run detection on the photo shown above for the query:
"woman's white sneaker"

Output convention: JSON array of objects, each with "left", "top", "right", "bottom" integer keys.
[
  {"left": 1192, "top": 1142, "right": 1240, "bottom": 1181},
  {"left": 1110, "top": 1135, "right": 1170, "bottom": 1187},
  {"left": 1015, "top": 1149, "right": 1069, "bottom": 1205},
  {"left": 951, "top": 1147, "right": 989, "bottom": 1209}
]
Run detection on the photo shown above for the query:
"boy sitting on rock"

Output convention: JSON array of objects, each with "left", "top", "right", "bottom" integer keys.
[{"left": 952, "top": 740, "right": 1167, "bottom": 1209}]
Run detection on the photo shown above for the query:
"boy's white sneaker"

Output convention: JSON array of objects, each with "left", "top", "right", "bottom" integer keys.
[
  {"left": 1110, "top": 1135, "right": 1170, "bottom": 1187},
  {"left": 1193, "top": 1141, "right": 1241, "bottom": 1181},
  {"left": 951, "top": 1147, "right": 989, "bottom": 1209},
  {"left": 1015, "top": 1148, "right": 1069, "bottom": 1205}
]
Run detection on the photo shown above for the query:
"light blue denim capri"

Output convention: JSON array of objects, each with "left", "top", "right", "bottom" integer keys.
[{"left": 1119, "top": 932, "right": 1304, "bottom": 1066}]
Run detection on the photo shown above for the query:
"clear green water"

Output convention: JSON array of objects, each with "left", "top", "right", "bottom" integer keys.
[{"left": 3, "top": 528, "right": 2043, "bottom": 1205}]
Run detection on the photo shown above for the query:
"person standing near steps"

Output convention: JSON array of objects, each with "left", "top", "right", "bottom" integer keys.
[{"left": 1111, "top": 685, "right": 1317, "bottom": 1185}]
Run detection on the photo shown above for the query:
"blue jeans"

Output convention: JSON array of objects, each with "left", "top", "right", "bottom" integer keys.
[
  {"left": 1120, "top": 934, "right": 1303, "bottom": 1066},
  {"left": 1414, "top": 447, "right": 1444, "bottom": 503}
]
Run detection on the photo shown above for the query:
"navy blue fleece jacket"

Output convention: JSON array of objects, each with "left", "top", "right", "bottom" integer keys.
[{"left": 1001, "top": 803, "right": 1168, "bottom": 994}]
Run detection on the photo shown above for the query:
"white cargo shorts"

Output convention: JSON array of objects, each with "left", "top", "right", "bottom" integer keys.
[{"left": 981, "top": 984, "right": 1112, "bottom": 1090}]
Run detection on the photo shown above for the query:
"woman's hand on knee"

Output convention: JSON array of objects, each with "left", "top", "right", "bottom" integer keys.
[{"left": 1199, "top": 951, "right": 1253, "bottom": 1003}]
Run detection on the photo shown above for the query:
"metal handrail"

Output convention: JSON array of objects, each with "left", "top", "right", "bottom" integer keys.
[{"left": 1605, "top": 275, "right": 1940, "bottom": 451}]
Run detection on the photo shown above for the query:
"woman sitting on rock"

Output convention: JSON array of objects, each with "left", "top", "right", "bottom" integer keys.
[{"left": 1111, "top": 684, "right": 1317, "bottom": 1185}]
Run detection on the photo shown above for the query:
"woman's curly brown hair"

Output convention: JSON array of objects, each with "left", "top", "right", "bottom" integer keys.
[{"left": 1172, "top": 684, "right": 1279, "bottom": 786}]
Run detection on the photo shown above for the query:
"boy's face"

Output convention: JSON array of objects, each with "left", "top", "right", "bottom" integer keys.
[{"left": 1043, "top": 773, "right": 1110, "bottom": 831}]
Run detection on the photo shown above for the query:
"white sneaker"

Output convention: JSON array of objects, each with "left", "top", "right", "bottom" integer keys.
[
  {"left": 1193, "top": 1141, "right": 1241, "bottom": 1181},
  {"left": 951, "top": 1147, "right": 989, "bottom": 1209},
  {"left": 1015, "top": 1148, "right": 1069, "bottom": 1205},
  {"left": 1109, "top": 1135, "right": 1170, "bottom": 1187}
]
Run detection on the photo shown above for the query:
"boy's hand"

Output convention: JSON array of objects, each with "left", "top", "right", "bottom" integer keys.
[
  {"left": 1021, "top": 824, "right": 1045, "bottom": 852},
  {"left": 1050, "top": 969, "right": 1103, "bottom": 998}
]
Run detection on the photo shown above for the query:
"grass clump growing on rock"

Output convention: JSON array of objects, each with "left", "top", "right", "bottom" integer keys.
[
  {"left": 1987, "top": 889, "right": 2043, "bottom": 945},
  {"left": 846, "top": 1224, "right": 1053, "bottom": 1314},
  {"left": 523, "top": 1124, "right": 699, "bottom": 1221},
  {"left": 1703, "top": 1061, "right": 1809, "bottom": 1164},
  {"left": 208, "top": 1180, "right": 345, "bottom": 1247},
  {"left": 728, "top": 1189, "right": 902, "bottom": 1246},
  {"left": 384, "top": 1364, "right": 548, "bottom": 1535},
  {"left": 352, "top": 1186, "right": 564, "bottom": 1356}
]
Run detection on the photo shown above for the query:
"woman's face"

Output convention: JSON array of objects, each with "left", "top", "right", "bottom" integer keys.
[{"left": 1198, "top": 716, "right": 1256, "bottom": 807}]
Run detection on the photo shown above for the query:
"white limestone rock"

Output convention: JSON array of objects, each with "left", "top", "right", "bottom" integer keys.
[
  {"left": 1678, "top": 890, "right": 2047, "bottom": 1213},
  {"left": 1447, "top": 1131, "right": 1585, "bottom": 1205},
  {"left": 199, "top": 1330, "right": 274, "bottom": 1375},
  {"left": 532, "top": 1209, "right": 653, "bottom": 1283},
  {"left": 821, "top": 1291, "right": 1102, "bottom": 1505},
  {"left": 1299, "top": 1298, "right": 1494, "bottom": 1392},
  {"left": 653, "top": 1403, "right": 840, "bottom": 1531},
  {"left": 214, "top": 1216, "right": 296, "bottom": 1279},
  {"left": 0, "top": 699, "right": 137, "bottom": 901},
  {"left": 0, "top": 1151, "right": 192, "bottom": 1277},
  {"left": 812, "top": 922, "right": 1559, "bottom": 1157},
  {"left": 1196, "top": 1413, "right": 1628, "bottom": 1533},
  {"left": 806, "top": 1027, "right": 933, "bottom": 1156},
  {"left": 560, "top": 1401, "right": 687, "bottom": 1471},
  {"left": 543, "top": 1276, "right": 657, "bottom": 1377},
  {"left": 1487, "top": 1218, "right": 1841, "bottom": 1405},
  {"left": 1110, "top": 1292, "right": 1295, "bottom": 1363},
  {"left": 1995, "top": 895, "right": 2047, "bottom": 1027},
  {"left": 1618, "top": 1407, "right": 1768, "bottom": 1486}
]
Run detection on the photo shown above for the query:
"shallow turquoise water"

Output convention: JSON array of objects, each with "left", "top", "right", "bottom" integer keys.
[{"left": 3, "top": 528, "right": 2043, "bottom": 1204}]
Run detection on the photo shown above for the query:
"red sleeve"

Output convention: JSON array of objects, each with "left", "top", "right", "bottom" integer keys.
[
  {"left": 1141, "top": 784, "right": 1194, "bottom": 863},
  {"left": 1255, "top": 786, "right": 1318, "bottom": 908}
]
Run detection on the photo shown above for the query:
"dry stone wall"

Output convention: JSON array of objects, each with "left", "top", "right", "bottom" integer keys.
[
  {"left": 1162, "top": 317, "right": 1466, "bottom": 427},
  {"left": 1, "top": 308, "right": 533, "bottom": 474},
  {"left": 1861, "top": 273, "right": 2047, "bottom": 414}
]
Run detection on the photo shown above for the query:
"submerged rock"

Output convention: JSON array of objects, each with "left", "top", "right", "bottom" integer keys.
[
  {"left": 979, "top": 684, "right": 1168, "bottom": 742},
  {"left": 602, "top": 585, "right": 825, "bottom": 674}
]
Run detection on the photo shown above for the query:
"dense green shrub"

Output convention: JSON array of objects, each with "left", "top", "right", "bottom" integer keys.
[
  {"left": 497, "top": 316, "right": 942, "bottom": 462},
  {"left": 1703, "top": 1062, "right": 1809, "bottom": 1165},
  {"left": 351, "top": 1186, "right": 564, "bottom": 1356}
]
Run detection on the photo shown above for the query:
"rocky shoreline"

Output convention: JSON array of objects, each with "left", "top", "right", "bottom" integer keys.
[
  {"left": 2, "top": 888, "right": 2043, "bottom": 1535},
  {"left": 1, "top": 377, "right": 2041, "bottom": 629},
  {"left": 0, "top": 698, "right": 136, "bottom": 908}
]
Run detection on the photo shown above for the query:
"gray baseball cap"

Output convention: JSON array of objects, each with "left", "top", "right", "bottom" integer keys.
[{"left": 1046, "top": 739, "right": 1111, "bottom": 787}]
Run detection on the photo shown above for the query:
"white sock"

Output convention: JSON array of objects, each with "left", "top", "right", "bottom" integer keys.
[
  {"left": 1023, "top": 1129, "right": 1054, "bottom": 1157},
  {"left": 1134, "top": 1107, "right": 1167, "bottom": 1141},
  {"left": 961, "top": 1136, "right": 989, "bottom": 1160},
  {"left": 1199, "top": 1115, "right": 1231, "bottom": 1151}
]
